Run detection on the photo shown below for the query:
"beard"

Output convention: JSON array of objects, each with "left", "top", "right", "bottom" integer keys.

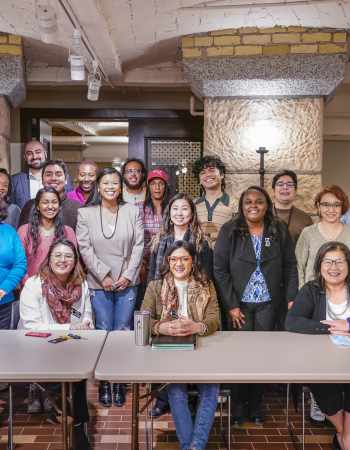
[
  {"left": 124, "top": 177, "right": 143, "bottom": 190},
  {"left": 28, "top": 159, "right": 45, "bottom": 170}
]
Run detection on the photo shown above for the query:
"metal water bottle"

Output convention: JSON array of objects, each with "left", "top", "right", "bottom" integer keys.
[{"left": 134, "top": 310, "right": 150, "bottom": 346}]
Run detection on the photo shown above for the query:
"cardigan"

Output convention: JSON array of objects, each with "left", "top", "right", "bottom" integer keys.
[
  {"left": 76, "top": 203, "right": 144, "bottom": 289},
  {"left": 18, "top": 276, "right": 93, "bottom": 331},
  {"left": 295, "top": 223, "right": 350, "bottom": 288},
  {"left": 0, "top": 223, "right": 27, "bottom": 304}
]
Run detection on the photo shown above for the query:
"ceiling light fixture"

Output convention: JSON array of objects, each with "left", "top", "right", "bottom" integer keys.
[
  {"left": 69, "top": 28, "right": 85, "bottom": 81},
  {"left": 87, "top": 60, "right": 102, "bottom": 101},
  {"left": 35, "top": 0, "right": 58, "bottom": 44}
]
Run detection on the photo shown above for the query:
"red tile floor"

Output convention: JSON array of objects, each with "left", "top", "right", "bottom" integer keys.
[{"left": 0, "top": 383, "right": 334, "bottom": 450}]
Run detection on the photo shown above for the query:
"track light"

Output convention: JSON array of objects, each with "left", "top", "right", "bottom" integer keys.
[
  {"left": 35, "top": 1, "right": 57, "bottom": 44},
  {"left": 87, "top": 60, "right": 101, "bottom": 101},
  {"left": 69, "top": 29, "right": 85, "bottom": 81}
]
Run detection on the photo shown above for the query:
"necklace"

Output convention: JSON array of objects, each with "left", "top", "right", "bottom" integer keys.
[
  {"left": 100, "top": 205, "right": 118, "bottom": 239},
  {"left": 274, "top": 205, "right": 294, "bottom": 228},
  {"left": 326, "top": 289, "right": 350, "bottom": 319}
]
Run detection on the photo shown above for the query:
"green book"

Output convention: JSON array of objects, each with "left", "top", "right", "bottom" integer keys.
[{"left": 151, "top": 334, "right": 197, "bottom": 350}]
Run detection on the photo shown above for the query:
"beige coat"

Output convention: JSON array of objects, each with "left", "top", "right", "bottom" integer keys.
[
  {"left": 141, "top": 279, "right": 220, "bottom": 336},
  {"left": 76, "top": 203, "right": 144, "bottom": 289}
]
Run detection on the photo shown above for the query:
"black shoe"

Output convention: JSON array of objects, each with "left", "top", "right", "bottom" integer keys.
[
  {"left": 98, "top": 381, "right": 112, "bottom": 407},
  {"left": 112, "top": 383, "right": 126, "bottom": 407},
  {"left": 332, "top": 433, "right": 342, "bottom": 450},
  {"left": 73, "top": 423, "right": 90, "bottom": 450},
  {"left": 149, "top": 399, "right": 170, "bottom": 418},
  {"left": 231, "top": 402, "right": 245, "bottom": 426},
  {"left": 249, "top": 405, "right": 264, "bottom": 424}
]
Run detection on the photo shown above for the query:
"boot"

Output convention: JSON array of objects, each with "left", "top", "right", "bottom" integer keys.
[
  {"left": 73, "top": 422, "right": 90, "bottom": 450},
  {"left": 27, "top": 383, "right": 42, "bottom": 414},
  {"left": 112, "top": 383, "right": 126, "bottom": 407},
  {"left": 98, "top": 381, "right": 112, "bottom": 407}
]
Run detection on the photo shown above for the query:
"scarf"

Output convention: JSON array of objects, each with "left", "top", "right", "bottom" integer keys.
[
  {"left": 160, "top": 272, "right": 211, "bottom": 321},
  {"left": 42, "top": 275, "right": 82, "bottom": 324}
]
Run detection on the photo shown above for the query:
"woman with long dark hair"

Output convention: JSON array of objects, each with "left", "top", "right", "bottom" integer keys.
[
  {"left": 0, "top": 168, "right": 21, "bottom": 229},
  {"left": 77, "top": 167, "right": 143, "bottom": 408},
  {"left": 286, "top": 241, "right": 350, "bottom": 450},
  {"left": 18, "top": 187, "right": 76, "bottom": 284},
  {"left": 148, "top": 192, "right": 212, "bottom": 281},
  {"left": 19, "top": 239, "right": 93, "bottom": 449},
  {"left": 214, "top": 185, "right": 298, "bottom": 424},
  {"left": 142, "top": 241, "right": 220, "bottom": 450}
]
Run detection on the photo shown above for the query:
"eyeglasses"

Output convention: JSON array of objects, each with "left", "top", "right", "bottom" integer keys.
[
  {"left": 319, "top": 202, "right": 342, "bottom": 209},
  {"left": 275, "top": 182, "right": 295, "bottom": 188},
  {"left": 52, "top": 253, "right": 74, "bottom": 261},
  {"left": 125, "top": 168, "right": 142, "bottom": 175},
  {"left": 168, "top": 256, "right": 192, "bottom": 264},
  {"left": 322, "top": 258, "right": 347, "bottom": 268}
]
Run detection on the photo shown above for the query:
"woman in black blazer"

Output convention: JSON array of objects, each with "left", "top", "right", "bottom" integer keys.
[
  {"left": 286, "top": 241, "right": 350, "bottom": 450},
  {"left": 214, "top": 186, "right": 298, "bottom": 424}
]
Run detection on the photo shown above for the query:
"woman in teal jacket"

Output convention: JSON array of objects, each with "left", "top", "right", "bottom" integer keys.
[{"left": 0, "top": 200, "right": 27, "bottom": 328}]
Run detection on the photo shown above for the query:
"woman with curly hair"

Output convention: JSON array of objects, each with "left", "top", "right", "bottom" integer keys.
[
  {"left": 214, "top": 185, "right": 298, "bottom": 424},
  {"left": 17, "top": 187, "right": 76, "bottom": 285},
  {"left": 148, "top": 193, "right": 212, "bottom": 282}
]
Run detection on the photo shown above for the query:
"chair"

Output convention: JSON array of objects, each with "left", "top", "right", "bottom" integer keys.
[{"left": 143, "top": 384, "right": 231, "bottom": 450}]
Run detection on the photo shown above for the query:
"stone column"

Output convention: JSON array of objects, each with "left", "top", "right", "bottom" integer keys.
[
  {"left": 0, "top": 33, "right": 26, "bottom": 170},
  {"left": 182, "top": 27, "right": 348, "bottom": 213}
]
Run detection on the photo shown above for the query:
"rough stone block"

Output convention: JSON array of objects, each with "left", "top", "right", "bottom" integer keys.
[
  {"left": 0, "top": 55, "right": 26, "bottom": 107},
  {"left": 272, "top": 33, "right": 301, "bottom": 44},
  {"left": 206, "top": 46, "right": 234, "bottom": 57},
  {"left": 235, "top": 45, "right": 262, "bottom": 56},
  {"left": 287, "top": 26, "right": 306, "bottom": 32},
  {"left": 263, "top": 44, "right": 290, "bottom": 56},
  {"left": 243, "top": 34, "right": 271, "bottom": 45},
  {"left": 0, "top": 135, "right": 9, "bottom": 172},
  {"left": 8, "top": 35, "right": 22, "bottom": 45},
  {"left": 319, "top": 43, "right": 347, "bottom": 53},
  {"left": 302, "top": 32, "right": 332, "bottom": 43},
  {"left": 194, "top": 36, "right": 213, "bottom": 47},
  {"left": 0, "top": 45, "right": 22, "bottom": 56},
  {"left": 291, "top": 44, "right": 318, "bottom": 54},
  {"left": 261, "top": 26, "right": 287, "bottom": 33},
  {"left": 0, "top": 35, "right": 7, "bottom": 43},
  {"left": 182, "top": 47, "right": 202, "bottom": 58},
  {"left": 214, "top": 35, "right": 240, "bottom": 46},
  {"left": 210, "top": 29, "right": 237, "bottom": 36},
  {"left": 0, "top": 96, "right": 11, "bottom": 138},
  {"left": 182, "top": 37, "right": 194, "bottom": 48},
  {"left": 239, "top": 27, "right": 259, "bottom": 34},
  {"left": 333, "top": 32, "right": 347, "bottom": 42}
]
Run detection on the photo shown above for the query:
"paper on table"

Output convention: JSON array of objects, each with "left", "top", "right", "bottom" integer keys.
[{"left": 330, "top": 334, "right": 350, "bottom": 348}]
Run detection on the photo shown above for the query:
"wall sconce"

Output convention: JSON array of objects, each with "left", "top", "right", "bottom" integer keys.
[
  {"left": 69, "top": 29, "right": 85, "bottom": 81},
  {"left": 35, "top": 1, "right": 57, "bottom": 44},
  {"left": 87, "top": 60, "right": 101, "bottom": 101}
]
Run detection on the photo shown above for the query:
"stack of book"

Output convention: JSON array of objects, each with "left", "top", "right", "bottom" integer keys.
[{"left": 151, "top": 335, "right": 197, "bottom": 350}]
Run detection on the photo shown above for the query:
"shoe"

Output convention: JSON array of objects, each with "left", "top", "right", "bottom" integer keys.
[
  {"left": 231, "top": 402, "right": 245, "bottom": 426},
  {"left": 309, "top": 392, "right": 325, "bottom": 423},
  {"left": 249, "top": 413, "right": 264, "bottom": 425},
  {"left": 149, "top": 399, "right": 170, "bottom": 418},
  {"left": 41, "top": 389, "right": 55, "bottom": 413},
  {"left": 0, "top": 383, "right": 8, "bottom": 392},
  {"left": 112, "top": 383, "right": 126, "bottom": 407},
  {"left": 98, "top": 381, "right": 112, "bottom": 407},
  {"left": 27, "top": 383, "right": 42, "bottom": 414},
  {"left": 332, "top": 433, "right": 342, "bottom": 450},
  {"left": 73, "top": 422, "right": 90, "bottom": 450}
]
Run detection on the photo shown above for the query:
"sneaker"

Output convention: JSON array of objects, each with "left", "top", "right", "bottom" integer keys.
[
  {"left": 41, "top": 389, "right": 55, "bottom": 413},
  {"left": 27, "top": 383, "right": 42, "bottom": 414},
  {"left": 310, "top": 392, "right": 325, "bottom": 423}
]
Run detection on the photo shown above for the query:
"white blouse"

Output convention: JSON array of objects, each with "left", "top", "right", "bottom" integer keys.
[{"left": 175, "top": 279, "right": 189, "bottom": 318}]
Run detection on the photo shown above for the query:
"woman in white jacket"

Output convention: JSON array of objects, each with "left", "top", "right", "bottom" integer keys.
[{"left": 19, "top": 238, "right": 93, "bottom": 450}]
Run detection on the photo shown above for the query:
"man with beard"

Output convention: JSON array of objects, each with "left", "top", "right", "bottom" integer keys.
[
  {"left": 67, "top": 160, "right": 98, "bottom": 205},
  {"left": 11, "top": 140, "right": 73, "bottom": 209},
  {"left": 18, "top": 160, "right": 80, "bottom": 230},
  {"left": 121, "top": 158, "right": 147, "bottom": 205}
]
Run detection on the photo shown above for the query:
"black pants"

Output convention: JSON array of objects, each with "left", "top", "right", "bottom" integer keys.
[
  {"left": 310, "top": 384, "right": 350, "bottom": 417},
  {"left": 0, "top": 302, "right": 12, "bottom": 329},
  {"left": 229, "top": 302, "right": 275, "bottom": 414},
  {"left": 73, "top": 380, "right": 89, "bottom": 423}
]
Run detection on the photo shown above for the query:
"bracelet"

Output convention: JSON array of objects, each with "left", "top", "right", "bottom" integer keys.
[
  {"left": 199, "top": 322, "right": 208, "bottom": 336},
  {"left": 346, "top": 317, "right": 350, "bottom": 332}
]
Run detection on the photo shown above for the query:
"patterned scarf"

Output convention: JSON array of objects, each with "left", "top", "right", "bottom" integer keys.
[
  {"left": 160, "top": 272, "right": 211, "bottom": 321},
  {"left": 42, "top": 275, "right": 82, "bottom": 324}
]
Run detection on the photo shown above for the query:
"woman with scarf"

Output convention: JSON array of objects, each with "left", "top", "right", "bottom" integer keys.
[
  {"left": 18, "top": 187, "right": 76, "bottom": 285},
  {"left": 142, "top": 240, "right": 220, "bottom": 450},
  {"left": 148, "top": 193, "right": 212, "bottom": 282},
  {"left": 19, "top": 239, "right": 93, "bottom": 449}
]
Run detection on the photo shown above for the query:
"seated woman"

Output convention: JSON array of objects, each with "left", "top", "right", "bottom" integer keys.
[
  {"left": 286, "top": 241, "right": 350, "bottom": 450},
  {"left": 19, "top": 239, "right": 93, "bottom": 450},
  {"left": 142, "top": 241, "right": 220, "bottom": 450}
]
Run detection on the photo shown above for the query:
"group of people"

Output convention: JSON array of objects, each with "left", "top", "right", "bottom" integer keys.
[{"left": 1, "top": 139, "right": 350, "bottom": 450}]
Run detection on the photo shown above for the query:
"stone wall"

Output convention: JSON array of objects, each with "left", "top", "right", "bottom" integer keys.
[{"left": 204, "top": 97, "right": 323, "bottom": 213}]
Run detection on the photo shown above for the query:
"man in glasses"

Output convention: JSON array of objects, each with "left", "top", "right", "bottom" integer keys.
[
  {"left": 272, "top": 170, "right": 312, "bottom": 245},
  {"left": 121, "top": 158, "right": 147, "bottom": 206}
]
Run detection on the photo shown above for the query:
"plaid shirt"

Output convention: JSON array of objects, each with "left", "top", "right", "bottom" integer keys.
[{"left": 139, "top": 204, "right": 163, "bottom": 259}]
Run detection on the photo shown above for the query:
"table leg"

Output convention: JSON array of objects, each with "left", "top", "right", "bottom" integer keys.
[
  {"left": 7, "top": 383, "right": 13, "bottom": 450},
  {"left": 61, "top": 382, "right": 69, "bottom": 450},
  {"left": 131, "top": 383, "right": 139, "bottom": 450}
]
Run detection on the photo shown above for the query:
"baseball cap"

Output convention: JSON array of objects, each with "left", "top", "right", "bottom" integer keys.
[{"left": 147, "top": 168, "right": 169, "bottom": 184}]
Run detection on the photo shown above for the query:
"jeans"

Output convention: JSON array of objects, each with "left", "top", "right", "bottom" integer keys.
[
  {"left": 167, "top": 383, "right": 219, "bottom": 450},
  {"left": 0, "top": 302, "right": 12, "bottom": 329},
  {"left": 91, "top": 286, "right": 138, "bottom": 331}
]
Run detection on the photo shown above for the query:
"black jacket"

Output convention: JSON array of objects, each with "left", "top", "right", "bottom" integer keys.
[
  {"left": 214, "top": 218, "right": 298, "bottom": 312},
  {"left": 285, "top": 281, "right": 332, "bottom": 334}
]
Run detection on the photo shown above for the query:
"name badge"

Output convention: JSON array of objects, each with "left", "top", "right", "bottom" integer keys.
[
  {"left": 71, "top": 308, "right": 81, "bottom": 319},
  {"left": 265, "top": 237, "right": 271, "bottom": 247}
]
